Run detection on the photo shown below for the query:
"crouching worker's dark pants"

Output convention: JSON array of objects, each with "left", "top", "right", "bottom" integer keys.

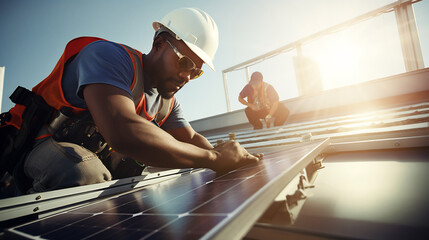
[{"left": 245, "top": 104, "right": 289, "bottom": 130}]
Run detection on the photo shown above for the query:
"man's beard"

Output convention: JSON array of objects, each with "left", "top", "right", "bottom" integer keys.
[
  {"left": 156, "top": 77, "right": 179, "bottom": 99},
  {"left": 158, "top": 89, "right": 175, "bottom": 99}
]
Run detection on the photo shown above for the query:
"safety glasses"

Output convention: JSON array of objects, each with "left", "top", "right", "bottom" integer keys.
[{"left": 164, "top": 39, "right": 204, "bottom": 79}]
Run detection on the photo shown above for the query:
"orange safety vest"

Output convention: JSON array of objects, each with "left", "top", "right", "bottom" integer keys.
[
  {"left": 253, "top": 82, "right": 272, "bottom": 109},
  {"left": 6, "top": 37, "right": 174, "bottom": 130}
]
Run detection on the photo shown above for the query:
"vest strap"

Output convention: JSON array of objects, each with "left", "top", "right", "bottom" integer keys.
[
  {"left": 120, "top": 45, "right": 144, "bottom": 108},
  {"left": 120, "top": 45, "right": 173, "bottom": 126}
]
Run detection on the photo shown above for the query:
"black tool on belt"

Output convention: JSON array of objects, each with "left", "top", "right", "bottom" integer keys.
[
  {"left": 50, "top": 110, "right": 145, "bottom": 178},
  {"left": 0, "top": 86, "right": 55, "bottom": 176},
  {"left": 49, "top": 109, "right": 112, "bottom": 160},
  {"left": 1, "top": 86, "right": 142, "bottom": 182}
]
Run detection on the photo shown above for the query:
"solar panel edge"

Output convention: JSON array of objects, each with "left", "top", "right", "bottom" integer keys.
[
  {"left": 1, "top": 169, "right": 193, "bottom": 223},
  {"left": 202, "top": 138, "right": 331, "bottom": 240},
  {"left": 5, "top": 228, "right": 38, "bottom": 240}
]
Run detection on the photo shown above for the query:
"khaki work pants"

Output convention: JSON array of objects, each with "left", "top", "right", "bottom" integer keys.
[{"left": 22, "top": 137, "right": 112, "bottom": 193}]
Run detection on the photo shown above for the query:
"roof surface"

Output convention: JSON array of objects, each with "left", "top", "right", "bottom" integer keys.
[{"left": 2, "top": 69, "right": 428, "bottom": 239}]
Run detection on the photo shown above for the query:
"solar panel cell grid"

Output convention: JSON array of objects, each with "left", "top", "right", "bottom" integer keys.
[
  {"left": 9, "top": 140, "right": 327, "bottom": 240},
  {"left": 41, "top": 214, "right": 131, "bottom": 239},
  {"left": 206, "top": 103, "right": 429, "bottom": 150},
  {"left": 13, "top": 213, "right": 90, "bottom": 236},
  {"left": 146, "top": 215, "right": 226, "bottom": 240}
]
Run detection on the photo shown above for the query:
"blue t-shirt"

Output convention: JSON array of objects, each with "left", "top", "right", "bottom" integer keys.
[{"left": 61, "top": 40, "right": 189, "bottom": 130}]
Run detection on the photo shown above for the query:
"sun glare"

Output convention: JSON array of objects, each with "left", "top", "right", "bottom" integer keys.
[{"left": 311, "top": 37, "right": 363, "bottom": 90}]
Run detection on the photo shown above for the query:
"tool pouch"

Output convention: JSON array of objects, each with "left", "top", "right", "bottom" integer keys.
[
  {"left": 52, "top": 111, "right": 145, "bottom": 178},
  {"left": 0, "top": 86, "right": 55, "bottom": 176},
  {"left": 51, "top": 110, "right": 112, "bottom": 161}
]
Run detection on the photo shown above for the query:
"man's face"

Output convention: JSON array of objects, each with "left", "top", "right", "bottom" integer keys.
[
  {"left": 249, "top": 73, "right": 263, "bottom": 90},
  {"left": 154, "top": 38, "right": 204, "bottom": 99},
  {"left": 250, "top": 80, "right": 262, "bottom": 90}
]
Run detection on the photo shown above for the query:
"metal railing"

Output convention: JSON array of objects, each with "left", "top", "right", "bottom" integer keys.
[{"left": 221, "top": 0, "right": 424, "bottom": 112}]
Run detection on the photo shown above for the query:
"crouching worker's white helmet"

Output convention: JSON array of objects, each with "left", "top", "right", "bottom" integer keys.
[{"left": 153, "top": 8, "right": 219, "bottom": 71}]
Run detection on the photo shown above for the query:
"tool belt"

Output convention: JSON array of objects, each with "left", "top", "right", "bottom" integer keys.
[
  {"left": 0, "top": 87, "right": 112, "bottom": 177},
  {"left": 49, "top": 110, "right": 145, "bottom": 178},
  {"left": 0, "top": 86, "right": 55, "bottom": 176},
  {"left": 49, "top": 108, "right": 112, "bottom": 160},
  {"left": 1, "top": 86, "right": 143, "bottom": 182},
  {"left": 49, "top": 109, "right": 144, "bottom": 179}
]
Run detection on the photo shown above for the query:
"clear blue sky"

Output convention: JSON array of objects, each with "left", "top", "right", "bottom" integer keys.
[{"left": 1, "top": 0, "right": 428, "bottom": 121}]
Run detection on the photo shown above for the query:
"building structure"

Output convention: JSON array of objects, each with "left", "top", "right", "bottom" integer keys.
[{"left": 1, "top": 1, "right": 428, "bottom": 239}]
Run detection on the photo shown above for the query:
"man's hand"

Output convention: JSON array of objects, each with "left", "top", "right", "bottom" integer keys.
[
  {"left": 248, "top": 103, "right": 260, "bottom": 111},
  {"left": 265, "top": 114, "right": 272, "bottom": 128},
  {"left": 238, "top": 96, "right": 260, "bottom": 111},
  {"left": 210, "top": 140, "right": 260, "bottom": 173}
]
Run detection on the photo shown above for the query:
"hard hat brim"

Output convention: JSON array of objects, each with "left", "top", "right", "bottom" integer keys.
[{"left": 153, "top": 21, "right": 215, "bottom": 71}]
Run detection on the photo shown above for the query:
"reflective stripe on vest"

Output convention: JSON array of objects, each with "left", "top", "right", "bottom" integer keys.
[
  {"left": 120, "top": 43, "right": 174, "bottom": 125},
  {"left": 253, "top": 82, "right": 271, "bottom": 109}
]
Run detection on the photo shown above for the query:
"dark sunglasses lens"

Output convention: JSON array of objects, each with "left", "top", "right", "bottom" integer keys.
[
  {"left": 177, "top": 56, "right": 203, "bottom": 79},
  {"left": 178, "top": 56, "right": 195, "bottom": 70}
]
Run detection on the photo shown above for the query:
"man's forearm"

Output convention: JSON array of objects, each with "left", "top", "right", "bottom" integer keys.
[
  {"left": 85, "top": 82, "right": 259, "bottom": 174},
  {"left": 166, "top": 126, "right": 213, "bottom": 150},
  {"left": 84, "top": 84, "right": 216, "bottom": 170},
  {"left": 238, "top": 96, "right": 249, "bottom": 106},
  {"left": 114, "top": 123, "right": 258, "bottom": 173},
  {"left": 115, "top": 121, "right": 217, "bottom": 169},
  {"left": 268, "top": 102, "right": 278, "bottom": 116},
  {"left": 190, "top": 132, "right": 213, "bottom": 149}
]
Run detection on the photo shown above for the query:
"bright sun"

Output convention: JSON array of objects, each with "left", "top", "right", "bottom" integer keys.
[{"left": 311, "top": 37, "right": 362, "bottom": 90}]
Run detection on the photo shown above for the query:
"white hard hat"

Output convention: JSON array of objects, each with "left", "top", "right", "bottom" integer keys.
[{"left": 153, "top": 8, "right": 219, "bottom": 71}]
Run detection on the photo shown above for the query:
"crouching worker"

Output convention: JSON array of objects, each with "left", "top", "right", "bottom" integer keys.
[
  {"left": 0, "top": 8, "right": 260, "bottom": 194},
  {"left": 239, "top": 72, "right": 289, "bottom": 130}
]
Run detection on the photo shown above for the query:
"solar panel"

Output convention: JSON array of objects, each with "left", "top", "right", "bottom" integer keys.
[
  {"left": 207, "top": 102, "right": 429, "bottom": 151},
  {"left": 0, "top": 168, "right": 192, "bottom": 222},
  {"left": 7, "top": 139, "right": 329, "bottom": 240},
  {"left": 205, "top": 102, "right": 429, "bottom": 143}
]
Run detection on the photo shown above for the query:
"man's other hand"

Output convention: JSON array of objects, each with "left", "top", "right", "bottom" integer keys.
[
  {"left": 248, "top": 103, "right": 260, "bottom": 111},
  {"left": 210, "top": 140, "right": 260, "bottom": 173}
]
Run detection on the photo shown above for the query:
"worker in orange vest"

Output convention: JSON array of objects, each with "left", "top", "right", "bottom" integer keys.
[
  {"left": 239, "top": 72, "right": 289, "bottom": 130},
  {"left": 0, "top": 8, "right": 260, "bottom": 194}
]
